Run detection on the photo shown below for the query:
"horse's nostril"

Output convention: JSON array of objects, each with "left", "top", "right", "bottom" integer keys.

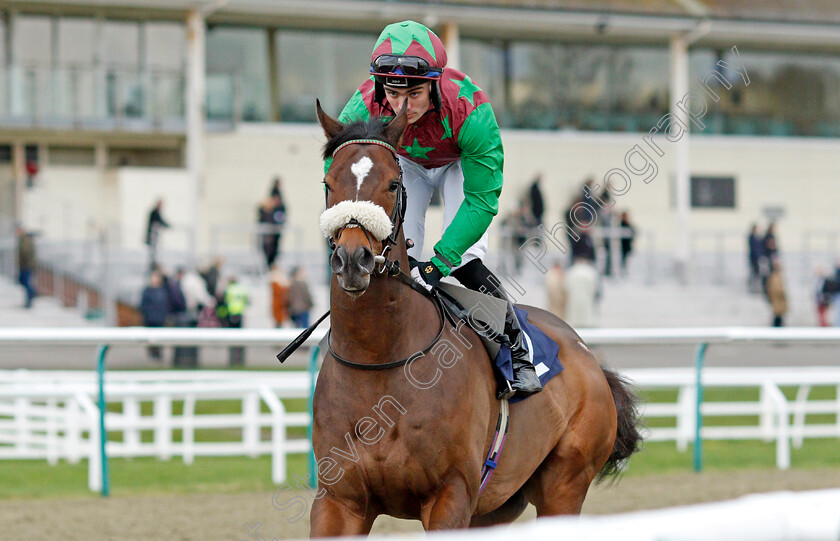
[
  {"left": 330, "top": 245, "right": 347, "bottom": 274},
  {"left": 355, "top": 246, "right": 375, "bottom": 274}
]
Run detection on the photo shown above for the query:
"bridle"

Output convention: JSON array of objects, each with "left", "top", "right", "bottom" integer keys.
[
  {"left": 325, "top": 137, "right": 446, "bottom": 371},
  {"left": 327, "top": 138, "right": 408, "bottom": 277}
]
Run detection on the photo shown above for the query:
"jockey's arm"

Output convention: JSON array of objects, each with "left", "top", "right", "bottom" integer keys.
[{"left": 431, "top": 102, "right": 503, "bottom": 276}]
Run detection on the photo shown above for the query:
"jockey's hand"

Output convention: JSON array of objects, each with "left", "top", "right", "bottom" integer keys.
[{"left": 411, "top": 261, "right": 443, "bottom": 292}]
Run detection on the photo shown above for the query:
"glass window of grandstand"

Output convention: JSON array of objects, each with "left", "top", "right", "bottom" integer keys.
[
  {"left": 276, "top": 30, "right": 376, "bottom": 123},
  {"left": 460, "top": 39, "right": 507, "bottom": 123},
  {"left": 4, "top": 15, "right": 186, "bottom": 127},
  {"left": 502, "top": 42, "right": 668, "bottom": 131},
  {"left": 690, "top": 48, "right": 840, "bottom": 137},
  {"left": 10, "top": 15, "right": 51, "bottom": 120},
  {"left": 206, "top": 26, "right": 270, "bottom": 122},
  {"left": 145, "top": 23, "right": 186, "bottom": 125},
  {"left": 0, "top": 20, "right": 5, "bottom": 117}
]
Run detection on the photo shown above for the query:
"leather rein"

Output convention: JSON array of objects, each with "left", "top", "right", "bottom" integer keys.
[{"left": 325, "top": 138, "right": 447, "bottom": 371}]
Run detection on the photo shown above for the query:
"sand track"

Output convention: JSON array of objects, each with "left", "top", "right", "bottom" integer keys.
[{"left": 4, "top": 469, "right": 840, "bottom": 540}]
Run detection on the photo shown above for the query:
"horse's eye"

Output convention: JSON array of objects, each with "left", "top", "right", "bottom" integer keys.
[{"left": 389, "top": 180, "right": 400, "bottom": 192}]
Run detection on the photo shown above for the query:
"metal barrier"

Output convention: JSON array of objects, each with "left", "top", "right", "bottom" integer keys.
[{"left": 1, "top": 326, "right": 839, "bottom": 495}]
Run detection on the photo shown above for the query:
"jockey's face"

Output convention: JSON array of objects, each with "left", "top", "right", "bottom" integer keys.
[{"left": 383, "top": 82, "right": 432, "bottom": 124}]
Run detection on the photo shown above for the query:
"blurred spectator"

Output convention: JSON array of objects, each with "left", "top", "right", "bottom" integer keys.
[
  {"left": 270, "top": 176, "right": 283, "bottom": 199},
  {"left": 814, "top": 266, "right": 833, "bottom": 327},
  {"left": 200, "top": 257, "right": 224, "bottom": 304},
  {"left": 173, "top": 267, "right": 215, "bottom": 368},
  {"left": 763, "top": 223, "right": 778, "bottom": 260},
  {"left": 222, "top": 276, "right": 249, "bottom": 366},
  {"left": 765, "top": 259, "right": 788, "bottom": 327},
  {"left": 598, "top": 187, "right": 615, "bottom": 277},
  {"left": 269, "top": 264, "right": 290, "bottom": 328},
  {"left": 145, "top": 199, "right": 170, "bottom": 270},
  {"left": 761, "top": 223, "right": 777, "bottom": 288},
  {"left": 182, "top": 267, "right": 216, "bottom": 318},
  {"left": 747, "top": 223, "right": 763, "bottom": 293},
  {"left": 619, "top": 211, "right": 636, "bottom": 275},
  {"left": 528, "top": 174, "right": 545, "bottom": 226},
  {"left": 501, "top": 201, "right": 531, "bottom": 273},
  {"left": 544, "top": 260, "right": 567, "bottom": 320},
  {"left": 833, "top": 262, "right": 840, "bottom": 328},
  {"left": 258, "top": 190, "right": 287, "bottom": 269},
  {"left": 166, "top": 268, "right": 188, "bottom": 327},
  {"left": 570, "top": 226, "right": 595, "bottom": 263},
  {"left": 140, "top": 270, "right": 170, "bottom": 361},
  {"left": 15, "top": 225, "right": 36, "bottom": 309},
  {"left": 564, "top": 255, "right": 599, "bottom": 328},
  {"left": 288, "top": 266, "right": 314, "bottom": 328}
]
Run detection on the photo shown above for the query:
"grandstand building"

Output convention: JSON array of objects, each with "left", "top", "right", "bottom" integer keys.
[{"left": 1, "top": 0, "right": 839, "bottom": 276}]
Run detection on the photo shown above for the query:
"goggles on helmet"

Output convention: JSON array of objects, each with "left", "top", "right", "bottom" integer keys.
[{"left": 370, "top": 55, "right": 442, "bottom": 79}]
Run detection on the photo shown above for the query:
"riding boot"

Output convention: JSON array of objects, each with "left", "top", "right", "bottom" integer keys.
[
  {"left": 449, "top": 258, "right": 542, "bottom": 400},
  {"left": 498, "top": 300, "right": 543, "bottom": 399}
]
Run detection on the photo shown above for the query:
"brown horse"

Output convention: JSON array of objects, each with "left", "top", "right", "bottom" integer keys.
[{"left": 310, "top": 102, "right": 641, "bottom": 537}]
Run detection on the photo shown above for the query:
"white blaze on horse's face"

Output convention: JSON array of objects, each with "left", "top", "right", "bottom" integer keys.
[{"left": 350, "top": 156, "right": 374, "bottom": 200}]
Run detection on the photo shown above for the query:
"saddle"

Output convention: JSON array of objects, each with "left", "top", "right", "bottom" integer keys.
[{"left": 315, "top": 281, "right": 508, "bottom": 365}]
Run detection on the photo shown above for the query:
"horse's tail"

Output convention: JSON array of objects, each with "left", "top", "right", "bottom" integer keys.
[{"left": 597, "top": 366, "right": 643, "bottom": 482}]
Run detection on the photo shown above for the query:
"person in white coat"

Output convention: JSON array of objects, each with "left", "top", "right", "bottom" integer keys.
[{"left": 564, "top": 255, "right": 599, "bottom": 328}]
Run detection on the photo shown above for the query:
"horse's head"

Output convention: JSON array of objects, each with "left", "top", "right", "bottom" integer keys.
[{"left": 317, "top": 100, "right": 409, "bottom": 296}]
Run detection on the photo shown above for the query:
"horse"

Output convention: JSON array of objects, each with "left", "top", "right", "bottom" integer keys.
[{"left": 309, "top": 101, "right": 642, "bottom": 537}]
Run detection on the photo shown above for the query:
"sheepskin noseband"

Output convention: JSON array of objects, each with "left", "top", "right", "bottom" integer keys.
[{"left": 319, "top": 200, "right": 393, "bottom": 242}]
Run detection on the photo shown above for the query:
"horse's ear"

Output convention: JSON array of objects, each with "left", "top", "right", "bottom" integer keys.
[
  {"left": 316, "top": 99, "right": 344, "bottom": 140},
  {"left": 382, "top": 101, "right": 409, "bottom": 147}
]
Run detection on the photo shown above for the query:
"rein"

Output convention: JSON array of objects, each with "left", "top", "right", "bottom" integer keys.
[
  {"left": 277, "top": 137, "right": 443, "bottom": 369},
  {"left": 327, "top": 274, "right": 446, "bottom": 371}
]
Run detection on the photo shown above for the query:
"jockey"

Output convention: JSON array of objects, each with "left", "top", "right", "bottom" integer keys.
[{"left": 332, "top": 20, "right": 541, "bottom": 399}]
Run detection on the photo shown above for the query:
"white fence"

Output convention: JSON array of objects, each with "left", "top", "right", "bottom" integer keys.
[
  {"left": 0, "top": 370, "right": 311, "bottom": 491},
  {"left": 625, "top": 367, "right": 840, "bottom": 469},
  {"left": 1, "top": 326, "right": 839, "bottom": 493}
]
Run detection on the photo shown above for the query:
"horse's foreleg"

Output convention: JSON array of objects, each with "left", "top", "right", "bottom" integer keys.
[
  {"left": 420, "top": 474, "right": 473, "bottom": 531},
  {"left": 309, "top": 495, "right": 374, "bottom": 538}
]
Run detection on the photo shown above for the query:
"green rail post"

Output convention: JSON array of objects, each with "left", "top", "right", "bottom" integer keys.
[
  {"left": 308, "top": 346, "right": 320, "bottom": 486},
  {"left": 96, "top": 344, "right": 110, "bottom": 496},
  {"left": 693, "top": 342, "right": 708, "bottom": 473}
]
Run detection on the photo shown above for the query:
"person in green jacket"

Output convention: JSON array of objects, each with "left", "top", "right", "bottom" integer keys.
[{"left": 331, "top": 20, "right": 540, "bottom": 399}]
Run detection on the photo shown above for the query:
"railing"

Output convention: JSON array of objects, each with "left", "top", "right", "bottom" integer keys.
[
  {"left": 1, "top": 327, "right": 840, "bottom": 495},
  {"left": 0, "top": 370, "right": 310, "bottom": 492}
]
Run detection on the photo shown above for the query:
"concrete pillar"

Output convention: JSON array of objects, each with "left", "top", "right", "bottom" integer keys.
[
  {"left": 138, "top": 21, "right": 150, "bottom": 120},
  {"left": 441, "top": 22, "right": 459, "bottom": 71},
  {"left": 670, "top": 34, "right": 690, "bottom": 283},
  {"left": 93, "top": 14, "right": 107, "bottom": 120},
  {"left": 267, "top": 27, "right": 279, "bottom": 122},
  {"left": 12, "top": 141, "right": 24, "bottom": 224},
  {"left": 185, "top": 9, "right": 205, "bottom": 260}
]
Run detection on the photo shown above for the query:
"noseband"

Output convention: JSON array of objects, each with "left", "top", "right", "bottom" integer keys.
[{"left": 326, "top": 138, "right": 408, "bottom": 276}]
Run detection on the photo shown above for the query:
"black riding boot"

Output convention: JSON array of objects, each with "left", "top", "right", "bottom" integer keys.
[
  {"left": 450, "top": 259, "right": 543, "bottom": 400},
  {"left": 495, "top": 294, "right": 543, "bottom": 400}
]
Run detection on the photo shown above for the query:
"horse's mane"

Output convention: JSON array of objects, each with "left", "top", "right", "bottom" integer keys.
[{"left": 322, "top": 117, "right": 391, "bottom": 161}]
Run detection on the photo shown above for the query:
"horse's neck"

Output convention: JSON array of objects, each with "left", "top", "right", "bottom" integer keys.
[{"left": 330, "top": 259, "right": 437, "bottom": 364}]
